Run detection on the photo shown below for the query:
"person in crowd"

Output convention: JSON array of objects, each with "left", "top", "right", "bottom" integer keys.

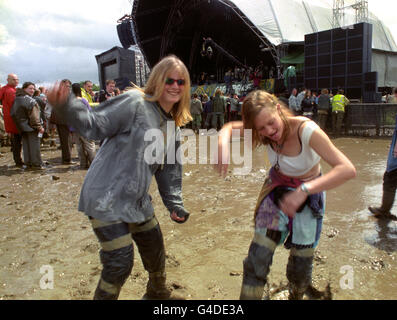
[
  {"left": 70, "top": 83, "right": 96, "bottom": 169},
  {"left": 50, "top": 79, "right": 75, "bottom": 164},
  {"left": 99, "top": 79, "right": 116, "bottom": 103},
  {"left": 211, "top": 89, "right": 226, "bottom": 130},
  {"left": 288, "top": 88, "right": 300, "bottom": 115},
  {"left": 81, "top": 80, "right": 95, "bottom": 105},
  {"left": 10, "top": 82, "right": 45, "bottom": 170},
  {"left": 331, "top": 89, "right": 350, "bottom": 136},
  {"left": 203, "top": 96, "right": 213, "bottom": 129},
  {"left": 368, "top": 115, "right": 397, "bottom": 220},
  {"left": 33, "top": 89, "right": 47, "bottom": 135},
  {"left": 301, "top": 89, "right": 315, "bottom": 119},
  {"left": 296, "top": 88, "right": 306, "bottom": 110},
  {"left": 387, "top": 87, "right": 397, "bottom": 103},
  {"left": 215, "top": 90, "right": 356, "bottom": 300},
  {"left": 190, "top": 93, "right": 203, "bottom": 133},
  {"left": 0, "top": 74, "right": 23, "bottom": 167},
  {"left": 317, "top": 89, "right": 331, "bottom": 131},
  {"left": 47, "top": 54, "right": 192, "bottom": 300},
  {"left": 200, "top": 94, "right": 209, "bottom": 128},
  {"left": 228, "top": 94, "right": 239, "bottom": 122}
]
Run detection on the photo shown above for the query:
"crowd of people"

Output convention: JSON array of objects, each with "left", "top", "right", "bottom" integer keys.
[
  {"left": 195, "top": 61, "right": 276, "bottom": 92},
  {"left": 188, "top": 89, "right": 243, "bottom": 133},
  {"left": 0, "top": 74, "right": 125, "bottom": 171}
]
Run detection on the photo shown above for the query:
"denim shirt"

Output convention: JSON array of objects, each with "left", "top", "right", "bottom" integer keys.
[
  {"left": 54, "top": 89, "right": 188, "bottom": 223},
  {"left": 387, "top": 115, "right": 397, "bottom": 173}
]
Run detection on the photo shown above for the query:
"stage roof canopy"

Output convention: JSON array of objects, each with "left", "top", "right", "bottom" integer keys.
[{"left": 130, "top": 0, "right": 397, "bottom": 86}]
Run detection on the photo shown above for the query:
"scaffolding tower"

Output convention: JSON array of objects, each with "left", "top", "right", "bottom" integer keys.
[{"left": 333, "top": 0, "right": 368, "bottom": 28}]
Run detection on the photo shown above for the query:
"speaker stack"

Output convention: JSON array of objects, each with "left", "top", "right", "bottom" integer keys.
[
  {"left": 304, "top": 22, "right": 376, "bottom": 101},
  {"left": 117, "top": 20, "right": 136, "bottom": 49},
  {"left": 95, "top": 47, "right": 137, "bottom": 90}
]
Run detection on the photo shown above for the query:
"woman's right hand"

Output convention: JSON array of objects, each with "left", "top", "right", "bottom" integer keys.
[
  {"left": 214, "top": 121, "right": 245, "bottom": 177},
  {"left": 47, "top": 81, "right": 70, "bottom": 107},
  {"left": 215, "top": 126, "right": 231, "bottom": 177}
]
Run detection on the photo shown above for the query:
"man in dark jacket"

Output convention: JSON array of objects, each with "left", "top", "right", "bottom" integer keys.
[{"left": 11, "top": 82, "right": 45, "bottom": 169}]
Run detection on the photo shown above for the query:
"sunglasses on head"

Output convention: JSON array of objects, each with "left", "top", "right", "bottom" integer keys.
[{"left": 165, "top": 78, "right": 185, "bottom": 86}]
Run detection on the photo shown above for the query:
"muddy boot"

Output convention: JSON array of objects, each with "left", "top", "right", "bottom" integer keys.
[
  {"left": 286, "top": 251, "right": 314, "bottom": 300},
  {"left": 369, "top": 190, "right": 395, "bottom": 219},
  {"left": 142, "top": 271, "right": 184, "bottom": 300},
  {"left": 240, "top": 239, "right": 275, "bottom": 300}
]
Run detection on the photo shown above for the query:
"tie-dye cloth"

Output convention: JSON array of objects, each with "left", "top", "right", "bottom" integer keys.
[{"left": 254, "top": 167, "right": 325, "bottom": 249}]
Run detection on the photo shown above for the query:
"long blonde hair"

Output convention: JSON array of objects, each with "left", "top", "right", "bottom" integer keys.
[
  {"left": 242, "top": 90, "right": 294, "bottom": 148},
  {"left": 144, "top": 55, "right": 192, "bottom": 127}
]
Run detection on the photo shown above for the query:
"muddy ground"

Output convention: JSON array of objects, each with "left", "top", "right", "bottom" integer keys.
[{"left": 0, "top": 135, "right": 396, "bottom": 300}]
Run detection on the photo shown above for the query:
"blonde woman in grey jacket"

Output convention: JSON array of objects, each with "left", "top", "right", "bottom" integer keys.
[{"left": 48, "top": 55, "right": 192, "bottom": 300}]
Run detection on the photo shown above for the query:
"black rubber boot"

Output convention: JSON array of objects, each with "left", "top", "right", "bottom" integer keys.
[
  {"left": 144, "top": 271, "right": 172, "bottom": 299},
  {"left": 369, "top": 190, "right": 395, "bottom": 218},
  {"left": 240, "top": 241, "right": 275, "bottom": 300},
  {"left": 286, "top": 254, "right": 314, "bottom": 300}
]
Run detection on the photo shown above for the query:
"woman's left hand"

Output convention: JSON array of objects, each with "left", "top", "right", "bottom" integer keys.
[{"left": 279, "top": 188, "right": 308, "bottom": 218}]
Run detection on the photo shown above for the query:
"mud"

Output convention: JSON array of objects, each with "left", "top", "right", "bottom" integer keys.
[{"left": 0, "top": 135, "right": 396, "bottom": 300}]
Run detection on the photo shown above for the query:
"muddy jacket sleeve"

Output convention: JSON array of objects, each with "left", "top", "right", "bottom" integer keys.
[
  {"left": 28, "top": 103, "right": 43, "bottom": 131},
  {"left": 154, "top": 136, "right": 190, "bottom": 221},
  {"left": 54, "top": 90, "right": 141, "bottom": 141}
]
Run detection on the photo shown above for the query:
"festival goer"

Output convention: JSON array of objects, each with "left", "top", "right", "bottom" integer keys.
[
  {"left": 229, "top": 94, "right": 240, "bottom": 121},
  {"left": 317, "top": 89, "right": 331, "bottom": 131},
  {"left": 190, "top": 93, "right": 203, "bottom": 133},
  {"left": 70, "top": 83, "right": 96, "bottom": 169},
  {"left": 331, "top": 89, "right": 350, "bottom": 136},
  {"left": 50, "top": 79, "right": 75, "bottom": 164},
  {"left": 10, "top": 82, "right": 45, "bottom": 169},
  {"left": 368, "top": 115, "right": 397, "bottom": 220},
  {"left": 81, "top": 80, "right": 94, "bottom": 105},
  {"left": 203, "top": 96, "right": 213, "bottom": 129},
  {"left": 47, "top": 55, "right": 192, "bottom": 300},
  {"left": 301, "top": 89, "right": 315, "bottom": 119},
  {"left": 211, "top": 89, "right": 226, "bottom": 130},
  {"left": 98, "top": 79, "right": 116, "bottom": 103},
  {"left": 0, "top": 74, "right": 23, "bottom": 166},
  {"left": 215, "top": 90, "right": 356, "bottom": 300}
]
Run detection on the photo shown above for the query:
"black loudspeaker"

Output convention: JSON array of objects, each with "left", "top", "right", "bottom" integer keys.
[
  {"left": 363, "top": 71, "right": 379, "bottom": 102},
  {"left": 117, "top": 20, "right": 136, "bottom": 49},
  {"left": 304, "top": 22, "right": 373, "bottom": 99},
  {"left": 95, "top": 47, "right": 137, "bottom": 90}
]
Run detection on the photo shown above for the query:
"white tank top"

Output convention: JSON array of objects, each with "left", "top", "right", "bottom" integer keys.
[{"left": 266, "top": 121, "right": 321, "bottom": 177}]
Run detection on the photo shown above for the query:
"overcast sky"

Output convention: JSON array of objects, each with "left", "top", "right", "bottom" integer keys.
[{"left": 0, "top": 0, "right": 396, "bottom": 87}]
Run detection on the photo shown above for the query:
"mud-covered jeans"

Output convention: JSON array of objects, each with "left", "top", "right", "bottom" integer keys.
[{"left": 89, "top": 216, "right": 166, "bottom": 300}]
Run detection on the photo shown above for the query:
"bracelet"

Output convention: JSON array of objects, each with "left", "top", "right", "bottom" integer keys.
[{"left": 300, "top": 183, "right": 311, "bottom": 195}]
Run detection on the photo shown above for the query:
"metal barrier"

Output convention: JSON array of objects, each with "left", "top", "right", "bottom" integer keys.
[{"left": 345, "top": 103, "right": 397, "bottom": 136}]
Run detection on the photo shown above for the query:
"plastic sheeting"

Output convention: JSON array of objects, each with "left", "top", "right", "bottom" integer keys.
[
  {"left": 229, "top": 0, "right": 397, "bottom": 52},
  {"left": 372, "top": 51, "right": 397, "bottom": 87}
]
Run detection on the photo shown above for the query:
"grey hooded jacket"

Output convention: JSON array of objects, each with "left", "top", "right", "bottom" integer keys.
[{"left": 54, "top": 89, "right": 189, "bottom": 223}]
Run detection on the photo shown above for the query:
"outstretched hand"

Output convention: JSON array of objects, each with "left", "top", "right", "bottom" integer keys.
[
  {"left": 47, "top": 81, "right": 70, "bottom": 107},
  {"left": 214, "top": 127, "right": 231, "bottom": 177}
]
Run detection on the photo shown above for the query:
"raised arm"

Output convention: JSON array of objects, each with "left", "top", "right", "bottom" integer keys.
[
  {"left": 47, "top": 82, "right": 139, "bottom": 141},
  {"left": 215, "top": 120, "right": 244, "bottom": 176}
]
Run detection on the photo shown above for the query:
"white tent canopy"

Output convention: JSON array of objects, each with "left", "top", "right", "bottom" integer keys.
[
  {"left": 229, "top": 0, "right": 397, "bottom": 52},
  {"left": 229, "top": 0, "right": 397, "bottom": 86}
]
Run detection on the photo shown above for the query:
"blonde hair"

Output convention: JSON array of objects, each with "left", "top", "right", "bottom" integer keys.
[
  {"left": 242, "top": 90, "right": 294, "bottom": 148},
  {"left": 144, "top": 55, "right": 192, "bottom": 127}
]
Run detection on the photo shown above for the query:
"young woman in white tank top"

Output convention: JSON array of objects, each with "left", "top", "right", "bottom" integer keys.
[{"left": 215, "top": 90, "right": 356, "bottom": 300}]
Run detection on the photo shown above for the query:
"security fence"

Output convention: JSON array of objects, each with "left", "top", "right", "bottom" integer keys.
[{"left": 344, "top": 103, "right": 397, "bottom": 136}]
